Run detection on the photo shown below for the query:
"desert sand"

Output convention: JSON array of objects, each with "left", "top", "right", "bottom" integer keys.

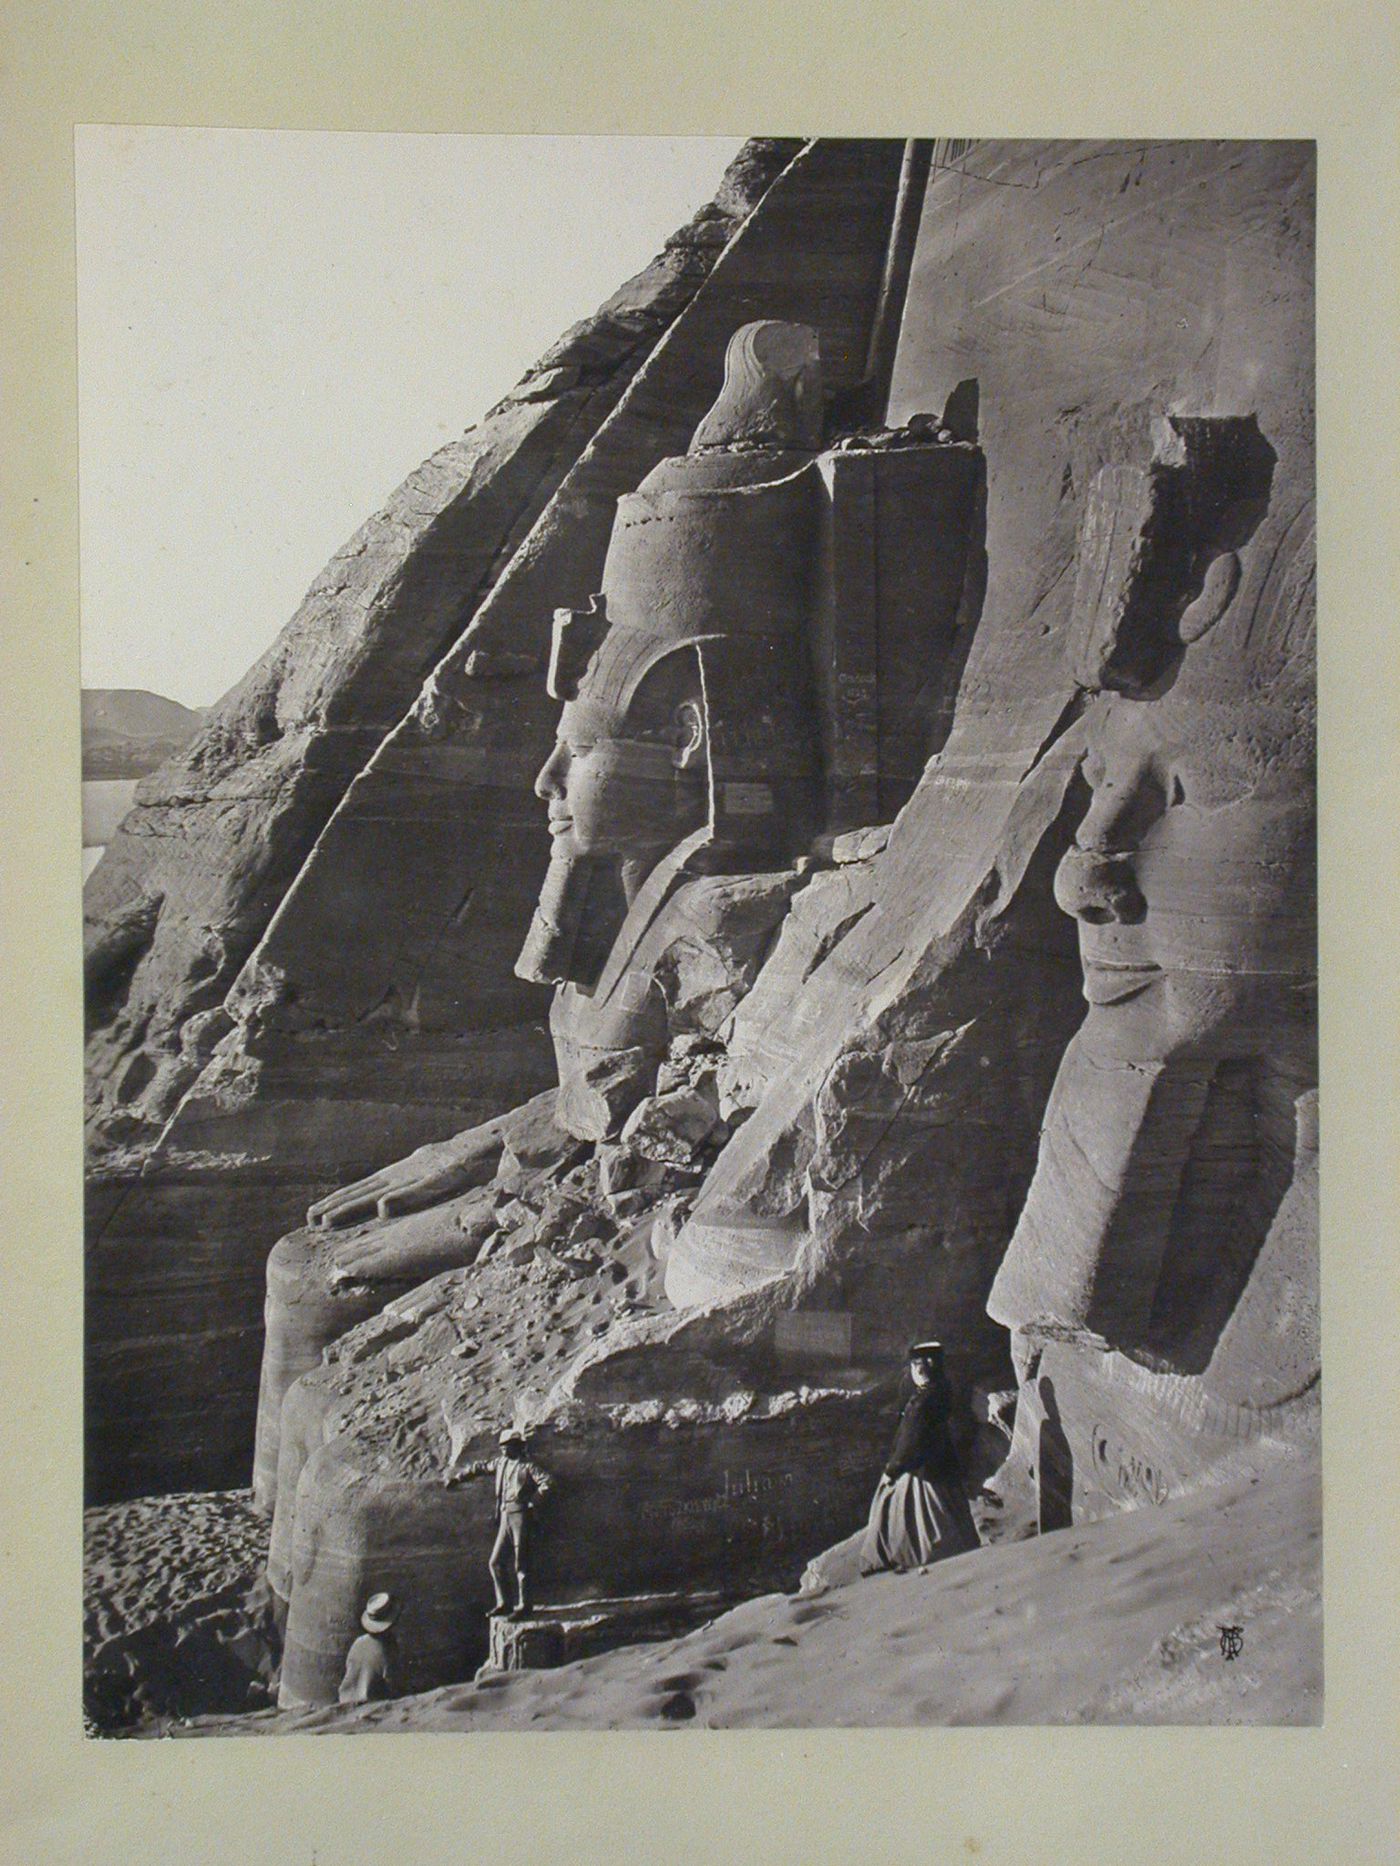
[
  {"left": 168, "top": 1458, "right": 1317, "bottom": 1736},
  {"left": 84, "top": 1489, "right": 278, "bottom": 1733}
]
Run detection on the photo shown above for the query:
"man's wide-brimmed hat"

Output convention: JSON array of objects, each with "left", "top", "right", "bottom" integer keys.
[
  {"left": 361, "top": 1591, "right": 398, "bottom": 1634},
  {"left": 907, "top": 1340, "right": 944, "bottom": 1359},
  {"left": 499, "top": 1426, "right": 527, "bottom": 1445}
]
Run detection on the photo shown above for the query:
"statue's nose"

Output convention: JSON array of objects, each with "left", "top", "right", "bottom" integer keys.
[
  {"left": 1054, "top": 844, "right": 1146, "bottom": 925},
  {"left": 534, "top": 743, "right": 569, "bottom": 802}
]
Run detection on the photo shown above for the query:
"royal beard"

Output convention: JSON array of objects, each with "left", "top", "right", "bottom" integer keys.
[{"left": 514, "top": 849, "right": 625, "bottom": 990}]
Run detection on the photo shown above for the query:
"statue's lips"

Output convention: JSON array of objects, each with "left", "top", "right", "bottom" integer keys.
[
  {"left": 547, "top": 813, "right": 574, "bottom": 839},
  {"left": 1081, "top": 957, "right": 1163, "bottom": 1004}
]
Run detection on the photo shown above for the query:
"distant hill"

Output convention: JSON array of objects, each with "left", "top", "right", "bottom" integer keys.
[{"left": 81, "top": 688, "right": 207, "bottom": 778}]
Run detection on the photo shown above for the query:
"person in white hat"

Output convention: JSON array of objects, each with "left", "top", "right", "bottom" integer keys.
[
  {"left": 443, "top": 1427, "right": 554, "bottom": 1618},
  {"left": 337, "top": 1591, "right": 399, "bottom": 1704},
  {"left": 859, "top": 1342, "right": 979, "bottom": 1576}
]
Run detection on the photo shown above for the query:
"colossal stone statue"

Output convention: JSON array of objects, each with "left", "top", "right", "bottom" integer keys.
[
  {"left": 257, "top": 321, "right": 988, "bottom": 1702},
  {"left": 986, "top": 415, "right": 1318, "bottom": 1528},
  {"left": 88, "top": 142, "right": 1321, "bottom": 1729},
  {"left": 516, "top": 317, "right": 830, "bottom": 1136}
]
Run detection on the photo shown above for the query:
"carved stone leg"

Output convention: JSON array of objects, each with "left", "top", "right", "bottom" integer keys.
[
  {"left": 266, "top": 1362, "right": 345, "bottom": 1609},
  {"left": 277, "top": 1435, "right": 497, "bottom": 1708},
  {"left": 253, "top": 1230, "right": 395, "bottom": 1514},
  {"left": 252, "top": 1192, "right": 498, "bottom": 1512},
  {"left": 273, "top": 1335, "right": 896, "bottom": 1706}
]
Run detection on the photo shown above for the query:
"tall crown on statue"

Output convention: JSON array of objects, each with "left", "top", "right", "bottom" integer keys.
[{"left": 548, "top": 319, "right": 828, "bottom": 867}]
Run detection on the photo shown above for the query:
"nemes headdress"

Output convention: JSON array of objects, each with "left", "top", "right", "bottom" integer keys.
[{"left": 547, "top": 320, "right": 828, "bottom": 865}]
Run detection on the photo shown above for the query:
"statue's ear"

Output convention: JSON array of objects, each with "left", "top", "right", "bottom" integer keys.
[{"left": 671, "top": 698, "right": 707, "bottom": 772}]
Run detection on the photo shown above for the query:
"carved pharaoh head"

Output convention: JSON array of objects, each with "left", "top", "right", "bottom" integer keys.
[
  {"left": 534, "top": 636, "right": 709, "bottom": 869},
  {"left": 516, "top": 322, "right": 829, "bottom": 989},
  {"left": 1054, "top": 678, "right": 1315, "bottom": 1066},
  {"left": 1055, "top": 415, "right": 1312, "bottom": 1065}
]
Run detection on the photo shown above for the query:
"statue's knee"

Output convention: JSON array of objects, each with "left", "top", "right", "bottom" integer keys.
[
  {"left": 254, "top": 1227, "right": 394, "bottom": 1511},
  {"left": 266, "top": 1225, "right": 319, "bottom": 1284}
]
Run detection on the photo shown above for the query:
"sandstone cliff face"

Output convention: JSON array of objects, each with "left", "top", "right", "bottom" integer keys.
[
  {"left": 82, "top": 138, "right": 805, "bottom": 1502},
  {"left": 674, "top": 139, "right": 1315, "bottom": 1316},
  {"left": 85, "top": 138, "right": 919, "bottom": 1502}
]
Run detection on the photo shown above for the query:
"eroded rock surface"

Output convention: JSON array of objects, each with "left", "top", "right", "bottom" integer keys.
[
  {"left": 185, "top": 1454, "right": 1324, "bottom": 1733},
  {"left": 83, "top": 138, "right": 802, "bottom": 1161},
  {"left": 258, "top": 306, "right": 1008, "bottom": 1703},
  {"left": 253, "top": 143, "right": 1315, "bottom": 1710}
]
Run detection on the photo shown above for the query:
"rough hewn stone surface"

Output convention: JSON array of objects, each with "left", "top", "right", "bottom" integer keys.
[
  {"left": 235, "top": 139, "right": 911, "bottom": 1096},
  {"left": 255, "top": 294, "right": 998, "bottom": 1702},
  {"left": 185, "top": 1454, "right": 1323, "bottom": 1733},
  {"left": 85, "top": 138, "right": 925, "bottom": 1504},
  {"left": 479, "top": 1590, "right": 731, "bottom": 1677},
  {"left": 244, "top": 142, "right": 1315, "bottom": 1711}
]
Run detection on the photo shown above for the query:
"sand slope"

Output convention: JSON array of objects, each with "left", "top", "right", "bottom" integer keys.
[{"left": 184, "top": 1457, "right": 1318, "bottom": 1735}]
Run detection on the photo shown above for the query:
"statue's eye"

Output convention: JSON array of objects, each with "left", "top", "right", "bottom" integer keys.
[{"left": 1165, "top": 771, "right": 1187, "bottom": 807}]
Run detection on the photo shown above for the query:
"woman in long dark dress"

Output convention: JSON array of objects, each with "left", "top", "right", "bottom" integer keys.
[{"left": 859, "top": 1340, "right": 980, "bottom": 1575}]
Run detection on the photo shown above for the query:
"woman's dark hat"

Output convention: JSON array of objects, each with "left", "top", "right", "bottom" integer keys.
[{"left": 361, "top": 1591, "right": 398, "bottom": 1633}]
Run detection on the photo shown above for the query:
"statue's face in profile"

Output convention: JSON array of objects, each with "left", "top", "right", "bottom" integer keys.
[
  {"left": 533, "top": 650, "right": 708, "bottom": 873},
  {"left": 517, "top": 645, "right": 710, "bottom": 990},
  {"left": 989, "top": 487, "right": 1316, "bottom": 1351},
  {"left": 1053, "top": 688, "right": 1315, "bottom": 1063},
  {"left": 534, "top": 703, "right": 705, "bottom": 864}
]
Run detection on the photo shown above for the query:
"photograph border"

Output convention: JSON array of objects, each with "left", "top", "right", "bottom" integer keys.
[{"left": 3, "top": 2, "right": 1397, "bottom": 1860}]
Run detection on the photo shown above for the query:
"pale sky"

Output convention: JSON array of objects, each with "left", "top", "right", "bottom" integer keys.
[{"left": 76, "top": 129, "right": 746, "bottom": 708}]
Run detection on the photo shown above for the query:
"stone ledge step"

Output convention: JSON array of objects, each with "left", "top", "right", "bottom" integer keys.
[{"left": 479, "top": 1588, "right": 734, "bottom": 1676}]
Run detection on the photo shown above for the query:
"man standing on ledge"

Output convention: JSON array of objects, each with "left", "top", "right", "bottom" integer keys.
[
  {"left": 860, "top": 1342, "right": 979, "bottom": 1575},
  {"left": 445, "top": 1427, "right": 553, "bottom": 1618}
]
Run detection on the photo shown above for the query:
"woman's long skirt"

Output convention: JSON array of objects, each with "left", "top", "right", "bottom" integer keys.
[{"left": 858, "top": 1470, "right": 979, "bottom": 1575}]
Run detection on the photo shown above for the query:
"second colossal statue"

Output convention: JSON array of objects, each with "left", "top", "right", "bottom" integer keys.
[{"left": 987, "top": 416, "right": 1318, "bottom": 1529}]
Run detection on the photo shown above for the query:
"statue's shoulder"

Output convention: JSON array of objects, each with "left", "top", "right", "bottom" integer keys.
[{"left": 662, "top": 864, "right": 809, "bottom": 937}]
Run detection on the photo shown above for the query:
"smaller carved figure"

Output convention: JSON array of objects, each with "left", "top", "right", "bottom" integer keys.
[
  {"left": 859, "top": 1342, "right": 979, "bottom": 1575},
  {"left": 445, "top": 1427, "right": 554, "bottom": 1617},
  {"left": 337, "top": 1591, "right": 399, "bottom": 1704}
]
